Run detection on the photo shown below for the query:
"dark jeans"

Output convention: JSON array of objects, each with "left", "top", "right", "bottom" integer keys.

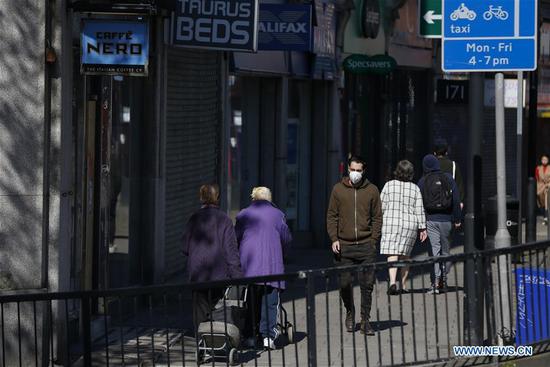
[
  {"left": 192, "top": 288, "right": 224, "bottom": 331},
  {"left": 335, "top": 243, "right": 377, "bottom": 321},
  {"left": 245, "top": 285, "right": 281, "bottom": 340}
]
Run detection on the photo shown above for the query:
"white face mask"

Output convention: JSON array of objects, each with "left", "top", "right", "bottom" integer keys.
[{"left": 349, "top": 171, "right": 363, "bottom": 184}]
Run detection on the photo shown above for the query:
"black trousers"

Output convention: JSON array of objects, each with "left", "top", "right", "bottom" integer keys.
[
  {"left": 334, "top": 243, "right": 377, "bottom": 321},
  {"left": 192, "top": 288, "right": 224, "bottom": 331}
]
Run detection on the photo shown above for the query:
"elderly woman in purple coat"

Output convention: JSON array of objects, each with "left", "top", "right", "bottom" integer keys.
[
  {"left": 182, "top": 184, "right": 243, "bottom": 330},
  {"left": 235, "top": 187, "right": 292, "bottom": 350}
]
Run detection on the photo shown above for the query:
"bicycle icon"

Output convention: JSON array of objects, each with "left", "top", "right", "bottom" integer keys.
[{"left": 483, "top": 5, "right": 509, "bottom": 21}]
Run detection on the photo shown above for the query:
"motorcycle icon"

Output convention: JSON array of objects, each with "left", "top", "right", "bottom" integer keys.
[
  {"left": 483, "top": 5, "right": 509, "bottom": 20},
  {"left": 450, "top": 3, "right": 477, "bottom": 21}
]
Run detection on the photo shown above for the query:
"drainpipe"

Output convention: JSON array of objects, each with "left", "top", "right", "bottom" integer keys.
[
  {"left": 42, "top": 0, "right": 53, "bottom": 291},
  {"left": 42, "top": 0, "right": 53, "bottom": 364}
]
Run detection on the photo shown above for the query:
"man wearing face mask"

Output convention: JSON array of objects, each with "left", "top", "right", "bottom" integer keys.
[{"left": 326, "top": 156, "right": 383, "bottom": 335}]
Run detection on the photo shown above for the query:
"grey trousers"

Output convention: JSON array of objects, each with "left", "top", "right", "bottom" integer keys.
[{"left": 427, "top": 221, "right": 453, "bottom": 282}]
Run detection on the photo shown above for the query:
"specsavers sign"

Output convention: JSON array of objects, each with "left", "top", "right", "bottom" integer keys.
[
  {"left": 171, "top": 0, "right": 259, "bottom": 52},
  {"left": 343, "top": 54, "right": 397, "bottom": 75},
  {"left": 81, "top": 20, "right": 149, "bottom": 75}
]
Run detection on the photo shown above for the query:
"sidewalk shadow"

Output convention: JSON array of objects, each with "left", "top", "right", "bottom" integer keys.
[
  {"left": 402, "top": 288, "right": 429, "bottom": 294},
  {"left": 397, "top": 286, "right": 464, "bottom": 294},
  {"left": 370, "top": 320, "right": 407, "bottom": 332},
  {"left": 238, "top": 350, "right": 263, "bottom": 363},
  {"left": 444, "top": 285, "right": 464, "bottom": 293},
  {"left": 285, "top": 331, "right": 306, "bottom": 344},
  {"left": 238, "top": 332, "right": 307, "bottom": 363}
]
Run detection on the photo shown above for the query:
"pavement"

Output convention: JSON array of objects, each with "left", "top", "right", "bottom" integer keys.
[{"left": 78, "top": 218, "right": 550, "bottom": 366}]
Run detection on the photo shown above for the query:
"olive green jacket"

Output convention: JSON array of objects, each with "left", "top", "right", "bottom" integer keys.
[{"left": 326, "top": 177, "right": 382, "bottom": 246}]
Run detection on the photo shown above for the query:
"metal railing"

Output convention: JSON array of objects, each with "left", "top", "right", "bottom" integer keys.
[{"left": 1, "top": 241, "right": 550, "bottom": 366}]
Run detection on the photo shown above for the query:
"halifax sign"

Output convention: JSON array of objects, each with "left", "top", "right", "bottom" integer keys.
[
  {"left": 258, "top": 4, "right": 312, "bottom": 51},
  {"left": 171, "top": 0, "right": 259, "bottom": 52}
]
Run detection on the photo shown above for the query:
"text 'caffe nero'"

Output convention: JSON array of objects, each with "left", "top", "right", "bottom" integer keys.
[
  {"left": 81, "top": 20, "right": 149, "bottom": 75},
  {"left": 171, "top": 0, "right": 259, "bottom": 51}
]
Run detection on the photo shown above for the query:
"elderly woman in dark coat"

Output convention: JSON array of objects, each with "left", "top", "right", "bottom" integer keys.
[{"left": 182, "top": 184, "right": 243, "bottom": 329}]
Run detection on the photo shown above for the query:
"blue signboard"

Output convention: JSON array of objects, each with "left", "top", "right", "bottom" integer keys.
[
  {"left": 171, "top": 0, "right": 259, "bottom": 52},
  {"left": 81, "top": 20, "right": 149, "bottom": 75},
  {"left": 312, "top": 0, "right": 337, "bottom": 80},
  {"left": 258, "top": 4, "right": 312, "bottom": 51},
  {"left": 515, "top": 268, "right": 550, "bottom": 345},
  {"left": 442, "top": 0, "right": 537, "bottom": 72}
]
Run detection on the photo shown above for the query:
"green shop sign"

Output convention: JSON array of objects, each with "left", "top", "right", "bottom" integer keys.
[
  {"left": 419, "top": 0, "right": 442, "bottom": 38},
  {"left": 343, "top": 54, "right": 396, "bottom": 75}
]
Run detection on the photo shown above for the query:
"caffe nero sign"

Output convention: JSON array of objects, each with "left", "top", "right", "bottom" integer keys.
[
  {"left": 343, "top": 54, "right": 397, "bottom": 75},
  {"left": 81, "top": 20, "right": 149, "bottom": 76},
  {"left": 171, "top": 0, "right": 259, "bottom": 51}
]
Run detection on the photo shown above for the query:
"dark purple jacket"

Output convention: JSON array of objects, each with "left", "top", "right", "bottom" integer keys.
[
  {"left": 182, "top": 206, "right": 243, "bottom": 283},
  {"left": 235, "top": 200, "right": 292, "bottom": 289}
]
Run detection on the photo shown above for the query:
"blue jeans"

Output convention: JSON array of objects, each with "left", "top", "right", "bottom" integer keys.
[{"left": 259, "top": 286, "right": 280, "bottom": 339}]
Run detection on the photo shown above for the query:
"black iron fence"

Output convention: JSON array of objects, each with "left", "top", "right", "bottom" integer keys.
[{"left": 1, "top": 241, "right": 550, "bottom": 366}]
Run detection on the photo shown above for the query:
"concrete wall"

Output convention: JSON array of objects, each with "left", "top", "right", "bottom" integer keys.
[
  {"left": 0, "top": 0, "right": 64, "bottom": 364},
  {"left": 0, "top": 0, "right": 46, "bottom": 292}
]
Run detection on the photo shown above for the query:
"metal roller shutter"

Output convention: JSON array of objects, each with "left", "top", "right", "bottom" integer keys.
[
  {"left": 433, "top": 104, "right": 518, "bottom": 204},
  {"left": 482, "top": 108, "right": 518, "bottom": 202},
  {"left": 164, "top": 47, "right": 221, "bottom": 277}
]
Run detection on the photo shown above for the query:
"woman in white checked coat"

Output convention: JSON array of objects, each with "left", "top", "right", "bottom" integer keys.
[{"left": 380, "top": 160, "right": 428, "bottom": 295}]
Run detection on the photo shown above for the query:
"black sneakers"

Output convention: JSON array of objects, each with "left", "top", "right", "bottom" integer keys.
[
  {"left": 345, "top": 310, "right": 354, "bottom": 332},
  {"left": 387, "top": 284, "right": 399, "bottom": 296},
  {"left": 360, "top": 320, "right": 375, "bottom": 336},
  {"left": 429, "top": 279, "right": 448, "bottom": 294}
]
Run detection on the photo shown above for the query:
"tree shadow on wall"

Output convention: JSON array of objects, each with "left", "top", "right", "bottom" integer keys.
[{"left": 0, "top": 1, "right": 61, "bottom": 366}]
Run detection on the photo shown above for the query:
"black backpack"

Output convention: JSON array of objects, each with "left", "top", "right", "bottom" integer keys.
[{"left": 422, "top": 172, "right": 453, "bottom": 212}]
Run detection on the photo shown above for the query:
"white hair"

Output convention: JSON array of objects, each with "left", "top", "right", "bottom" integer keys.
[{"left": 251, "top": 186, "right": 272, "bottom": 202}]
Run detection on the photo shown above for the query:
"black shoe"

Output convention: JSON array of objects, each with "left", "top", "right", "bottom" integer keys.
[
  {"left": 345, "top": 310, "right": 354, "bottom": 332},
  {"left": 428, "top": 284, "right": 440, "bottom": 294},
  {"left": 438, "top": 279, "right": 448, "bottom": 293},
  {"left": 360, "top": 320, "right": 375, "bottom": 336},
  {"left": 387, "top": 284, "right": 399, "bottom": 296}
]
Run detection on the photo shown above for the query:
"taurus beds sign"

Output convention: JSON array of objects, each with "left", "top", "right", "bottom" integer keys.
[{"left": 171, "top": 0, "right": 259, "bottom": 52}]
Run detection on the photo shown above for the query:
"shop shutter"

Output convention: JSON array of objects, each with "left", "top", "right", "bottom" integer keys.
[
  {"left": 164, "top": 47, "right": 221, "bottom": 277},
  {"left": 482, "top": 108, "right": 518, "bottom": 202},
  {"left": 433, "top": 105, "right": 517, "bottom": 204}
]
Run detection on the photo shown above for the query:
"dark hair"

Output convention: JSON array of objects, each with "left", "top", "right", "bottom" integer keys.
[
  {"left": 541, "top": 154, "right": 549, "bottom": 160},
  {"left": 199, "top": 184, "right": 220, "bottom": 205},
  {"left": 348, "top": 155, "right": 366, "bottom": 169},
  {"left": 434, "top": 140, "right": 448, "bottom": 156},
  {"left": 393, "top": 160, "right": 414, "bottom": 182}
]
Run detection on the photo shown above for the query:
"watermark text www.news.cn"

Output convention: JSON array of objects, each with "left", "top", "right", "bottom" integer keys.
[{"left": 453, "top": 345, "right": 533, "bottom": 357}]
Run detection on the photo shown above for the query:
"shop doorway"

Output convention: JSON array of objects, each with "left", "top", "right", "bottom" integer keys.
[
  {"left": 347, "top": 69, "right": 430, "bottom": 187},
  {"left": 80, "top": 75, "right": 145, "bottom": 297}
]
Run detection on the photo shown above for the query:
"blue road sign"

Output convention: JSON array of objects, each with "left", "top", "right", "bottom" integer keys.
[{"left": 442, "top": 0, "right": 537, "bottom": 72}]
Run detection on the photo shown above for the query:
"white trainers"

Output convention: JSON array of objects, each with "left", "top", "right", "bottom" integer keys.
[{"left": 263, "top": 337, "right": 276, "bottom": 350}]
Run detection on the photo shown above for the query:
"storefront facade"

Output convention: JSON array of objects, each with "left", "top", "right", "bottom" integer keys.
[
  {"left": 342, "top": 0, "right": 434, "bottom": 186},
  {"left": 226, "top": 0, "right": 342, "bottom": 246}
]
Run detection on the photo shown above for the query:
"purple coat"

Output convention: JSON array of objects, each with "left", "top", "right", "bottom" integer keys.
[
  {"left": 182, "top": 206, "right": 243, "bottom": 283},
  {"left": 235, "top": 200, "right": 292, "bottom": 289}
]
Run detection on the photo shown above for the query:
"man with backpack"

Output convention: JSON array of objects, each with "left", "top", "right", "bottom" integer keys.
[
  {"left": 418, "top": 154, "right": 461, "bottom": 294},
  {"left": 434, "top": 140, "right": 464, "bottom": 210}
]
